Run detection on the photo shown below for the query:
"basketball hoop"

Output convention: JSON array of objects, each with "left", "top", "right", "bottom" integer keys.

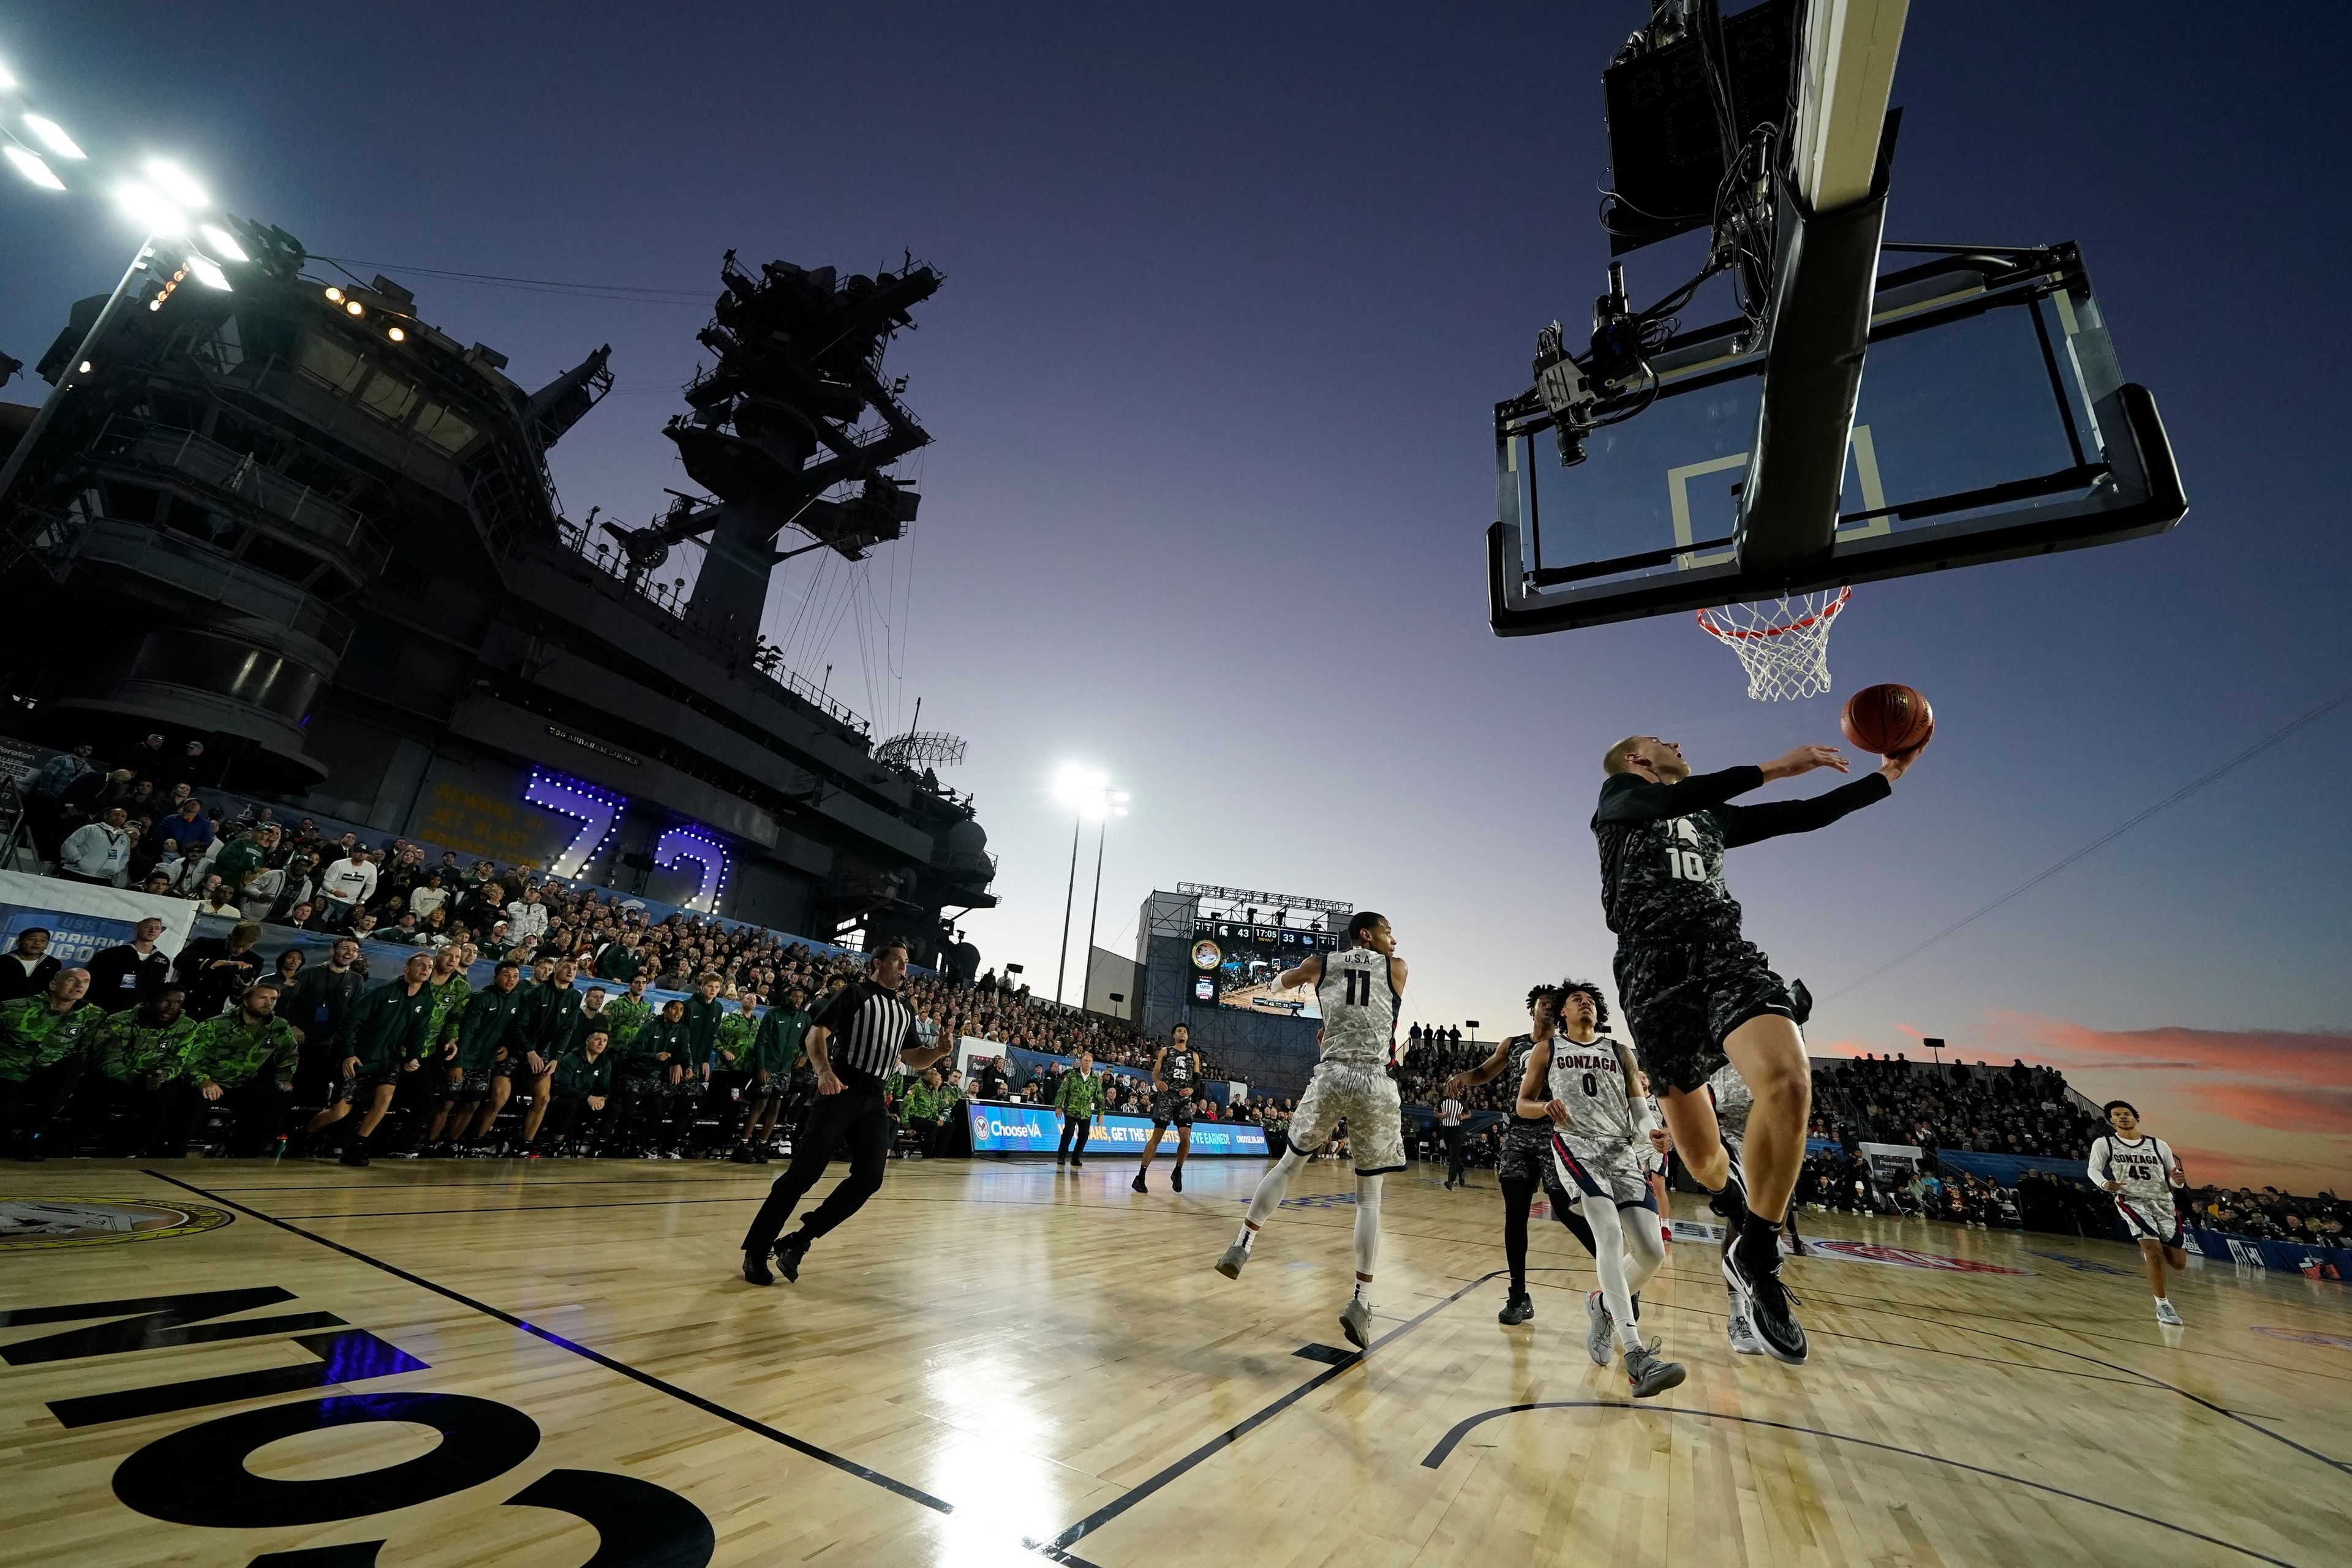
[{"left": 1697, "top": 587, "right": 1850, "bottom": 702}]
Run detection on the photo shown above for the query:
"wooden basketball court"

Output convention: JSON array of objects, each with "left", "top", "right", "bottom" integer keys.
[{"left": 4, "top": 1156, "right": 2346, "bottom": 1567}]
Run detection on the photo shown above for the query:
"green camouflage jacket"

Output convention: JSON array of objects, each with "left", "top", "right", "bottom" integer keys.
[{"left": 0, "top": 996, "right": 108, "bottom": 1081}]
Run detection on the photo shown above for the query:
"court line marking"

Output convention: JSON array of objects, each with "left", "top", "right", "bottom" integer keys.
[
  {"left": 1028, "top": 1270, "right": 1504, "bottom": 1556},
  {"left": 1420, "top": 1403, "right": 2304, "bottom": 1568},
  {"left": 1513, "top": 1272, "right": 2152, "bottom": 1388},
  {"left": 138, "top": 1172, "right": 1117, "bottom": 1568}
]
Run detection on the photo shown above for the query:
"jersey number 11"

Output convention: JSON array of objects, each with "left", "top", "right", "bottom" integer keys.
[{"left": 1343, "top": 968, "right": 1371, "bottom": 1006}]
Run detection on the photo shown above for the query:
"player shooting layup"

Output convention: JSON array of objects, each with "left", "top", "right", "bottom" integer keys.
[
  {"left": 1214, "top": 911, "right": 1405, "bottom": 1352},
  {"left": 2089, "top": 1099, "right": 2190, "bottom": 1325},
  {"left": 1594, "top": 729, "right": 1928, "bottom": 1363}
]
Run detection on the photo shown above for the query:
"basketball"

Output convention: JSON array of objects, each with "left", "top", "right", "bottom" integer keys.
[{"left": 1841, "top": 683, "right": 1932, "bottom": 755}]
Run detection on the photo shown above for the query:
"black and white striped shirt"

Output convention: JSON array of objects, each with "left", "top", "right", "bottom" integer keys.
[{"left": 813, "top": 978, "right": 921, "bottom": 1091}]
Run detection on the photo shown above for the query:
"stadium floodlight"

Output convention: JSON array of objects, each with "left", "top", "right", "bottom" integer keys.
[
  {"left": 1054, "top": 763, "right": 1112, "bottom": 821},
  {"left": 141, "top": 157, "right": 205, "bottom": 208},
  {"left": 22, "top": 111, "right": 83, "bottom": 159},
  {"left": 184, "top": 252, "right": 230, "bottom": 291},
  {"left": 112, "top": 180, "right": 187, "bottom": 235},
  {"left": 198, "top": 222, "right": 247, "bottom": 262},
  {"left": 4, "top": 143, "right": 63, "bottom": 190}
]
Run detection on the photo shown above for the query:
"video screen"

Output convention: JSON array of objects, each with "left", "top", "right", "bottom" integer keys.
[{"left": 1188, "top": 921, "right": 1340, "bottom": 1019}]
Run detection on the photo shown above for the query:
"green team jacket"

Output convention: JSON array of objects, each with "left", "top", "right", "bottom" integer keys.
[
  {"left": 519, "top": 981, "right": 583, "bottom": 1057},
  {"left": 714, "top": 1009, "right": 755, "bottom": 1067},
  {"left": 682, "top": 995, "right": 728, "bottom": 1069},
  {"left": 552, "top": 1049, "right": 613, "bottom": 1098},
  {"left": 337, "top": 979, "right": 438, "bottom": 1072},
  {"left": 601, "top": 994, "right": 654, "bottom": 1049},
  {"left": 904, "top": 1080, "right": 961, "bottom": 1122},
  {"left": 96, "top": 1008, "right": 198, "bottom": 1083},
  {"left": 594, "top": 943, "right": 644, "bottom": 984},
  {"left": 0, "top": 997, "right": 108, "bottom": 1080},
  {"left": 426, "top": 973, "right": 473, "bottom": 1046},
  {"left": 570, "top": 1006, "right": 619, "bottom": 1054},
  {"left": 1054, "top": 1069, "right": 1102, "bottom": 1118},
  {"left": 454, "top": 983, "right": 526, "bottom": 1071},
  {"left": 625, "top": 1016, "right": 693, "bottom": 1076},
  {"left": 179, "top": 1010, "right": 300, "bottom": 1088},
  {"left": 748, "top": 1007, "right": 810, "bottom": 1078}
]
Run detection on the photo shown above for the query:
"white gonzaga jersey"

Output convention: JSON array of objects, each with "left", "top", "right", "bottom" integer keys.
[
  {"left": 1546, "top": 1032, "right": 1638, "bottom": 1147},
  {"left": 1315, "top": 946, "right": 1401, "bottom": 1069},
  {"left": 2089, "top": 1134, "right": 2178, "bottom": 1209}
]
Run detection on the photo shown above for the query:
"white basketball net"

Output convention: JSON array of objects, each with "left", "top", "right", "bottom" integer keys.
[{"left": 1696, "top": 587, "right": 1851, "bottom": 702}]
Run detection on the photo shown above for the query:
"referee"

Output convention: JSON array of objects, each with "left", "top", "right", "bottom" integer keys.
[{"left": 740, "top": 937, "right": 953, "bottom": 1285}]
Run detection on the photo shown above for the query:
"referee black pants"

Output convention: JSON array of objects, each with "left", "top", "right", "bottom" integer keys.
[
  {"left": 1443, "top": 1125, "right": 1466, "bottom": 1183},
  {"left": 740, "top": 1086, "right": 891, "bottom": 1256}
]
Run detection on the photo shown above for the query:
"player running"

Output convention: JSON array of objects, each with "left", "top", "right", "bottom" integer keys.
[
  {"left": 1515, "top": 980, "right": 1683, "bottom": 1396},
  {"left": 1133, "top": 1022, "right": 1204, "bottom": 1192},
  {"left": 1215, "top": 912, "right": 1407, "bottom": 1352},
  {"left": 2089, "top": 1100, "right": 2190, "bottom": 1325},
  {"left": 1442, "top": 982, "right": 1600, "bottom": 1325},
  {"left": 1594, "top": 729, "right": 1928, "bottom": 1365}
]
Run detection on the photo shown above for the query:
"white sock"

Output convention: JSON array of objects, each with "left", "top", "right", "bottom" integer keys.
[
  {"left": 1353, "top": 1174, "right": 1383, "bottom": 1276},
  {"left": 1233, "top": 1224, "right": 1256, "bottom": 1250},
  {"left": 1353, "top": 1277, "right": 1370, "bottom": 1302}
]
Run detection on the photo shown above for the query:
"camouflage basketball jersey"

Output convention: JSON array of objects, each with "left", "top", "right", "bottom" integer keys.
[
  {"left": 1164, "top": 1047, "right": 1198, "bottom": 1090},
  {"left": 1593, "top": 796, "right": 1744, "bottom": 943},
  {"left": 1504, "top": 1035, "right": 1551, "bottom": 1126},
  {"left": 1316, "top": 946, "right": 1400, "bottom": 1069},
  {"left": 1545, "top": 1032, "right": 1639, "bottom": 1147}
]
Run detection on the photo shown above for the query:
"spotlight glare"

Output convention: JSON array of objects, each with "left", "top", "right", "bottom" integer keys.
[
  {"left": 198, "top": 223, "right": 248, "bottom": 262},
  {"left": 0, "top": 59, "right": 16, "bottom": 91},
  {"left": 78, "top": 360, "right": 92, "bottom": 374},
  {"left": 3, "top": 144, "right": 63, "bottom": 190},
  {"left": 22, "top": 112, "right": 83, "bottom": 159},
  {"left": 323, "top": 285, "right": 344, "bottom": 303},
  {"left": 112, "top": 181, "right": 189, "bottom": 236},
  {"left": 186, "top": 253, "right": 232, "bottom": 291},
  {"left": 386, "top": 326, "right": 406, "bottom": 342},
  {"left": 141, "top": 157, "right": 205, "bottom": 207},
  {"left": 344, "top": 299, "right": 364, "bottom": 317}
]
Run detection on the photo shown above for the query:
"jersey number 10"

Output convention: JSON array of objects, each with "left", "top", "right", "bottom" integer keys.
[
  {"left": 1662, "top": 848, "right": 1707, "bottom": 882},
  {"left": 1342, "top": 968, "right": 1372, "bottom": 1006}
]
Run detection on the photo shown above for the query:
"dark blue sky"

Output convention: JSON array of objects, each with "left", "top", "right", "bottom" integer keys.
[{"left": 4, "top": 2, "right": 2345, "bottom": 1180}]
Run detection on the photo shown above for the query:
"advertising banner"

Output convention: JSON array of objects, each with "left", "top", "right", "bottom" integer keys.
[
  {"left": 966, "top": 1104, "right": 1269, "bottom": 1157},
  {"left": 0, "top": 870, "right": 197, "bottom": 968}
]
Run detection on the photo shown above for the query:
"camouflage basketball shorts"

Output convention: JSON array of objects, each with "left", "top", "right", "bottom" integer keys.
[
  {"left": 337, "top": 1063, "right": 404, "bottom": 1103},
  {"left": 1149, "top": 1088, "right": 1196, "bottom": 1128},
  {"left": 440, "top": 1066, "right": 492, "bottom": 1102},
  {"left": 1613, "top": 937, "right": 1808, "bottom": 1094},
  {"left": 1550, "top": 1130, "right": 1656, "bottom": 1211},
  {"left": 1286, "top": 1061, "right": 1404, "bottom": 1177},
  {"left": 1498, "top": 1119, "right": 1559, "bottom": 1187}
]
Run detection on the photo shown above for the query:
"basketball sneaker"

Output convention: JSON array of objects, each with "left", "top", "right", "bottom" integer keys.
[
  {"left": 1624, "top": 1345, "right": 1687, "bottom": 1399},
  {"left": 1131, "top": 1172, "right": 1148, "bottom": 1193},
  {"left": 1498, "top": 1291, "right": 1534, "bottom": 1325},
  {"left": 1585, "top": 1291, "right": 1615, "bottom": 1366},
  {"left": 1725, "top": 1286, "right": 1764, "bottom": 1355},
  {"left": 2154, "top": 1299, "right": 2184, "bottom": 1327},
  {"left": 1724, "top": 1223, "right": 1806, "bottom": 1365},
  {"left": 1172, "top": 1166, "right": 1184, "bottom": 1193},
  {"left": 1339, "top": 1297, "right": 1373, "bottom": 1351},
  {"left": 1215, "top": 1240, "right": 1250, "bottom": 1280}
]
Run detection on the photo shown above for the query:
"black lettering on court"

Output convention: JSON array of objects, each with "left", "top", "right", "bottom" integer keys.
[
  {"left": 49, "top": 1329, "right": 427, "bottom": 1428},
  {"left": 0, "top": 1288, "right": 345, "bottom": 1366},
  {"left": 113, "top": 1391, "right": 541, "bottom": 1527}
]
